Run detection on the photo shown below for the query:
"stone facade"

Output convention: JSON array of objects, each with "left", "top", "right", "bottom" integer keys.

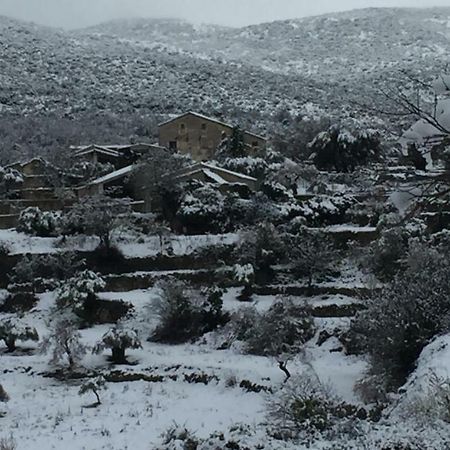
[{"left": 158, "top": 112, "right": 266, "bottom": 161}]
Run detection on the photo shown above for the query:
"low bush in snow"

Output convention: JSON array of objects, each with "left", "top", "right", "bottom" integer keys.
[
  {"left": 310, "top": 126, "right": 382, "bottom": 173},
  {"left": 56, "top": 270, "right": 105, "bottom": 317},
  {"left": 0, "top": 317, "right": 39, "bottom": 352},
  {"left": 268, "top": 376, "right": 370, "bottom": 442},
  {"left": 151, "top": 281, "right": 229, "bottom": 344},
  {"left": 17, "top": 207, "right": 61, "bottom": 237},
  {"left": 93, "top": 326, "right": 142, "bottom": 364},
  {"left": 78, "top": 376, "right": 107, "bottom": 407},
  {"left": 10, "top": 252, "right": 84, "bottom": 286},
  {"left": 285, "top": 228, "right": 338, "bottom": 288},
  {"left": 0, "top": 436, "right": 16, "bottom": 450},
  {"left": 244, "top": 299, "right": 316, "bottom": 357}
]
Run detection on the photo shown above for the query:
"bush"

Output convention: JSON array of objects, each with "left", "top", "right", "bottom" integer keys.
[
  {"left": 159, "top": 425, "right": 199, "bottom": 450},
  {"left": 151, "top": 281, "right": 229, "bottom": 344},
  {"left": 245, "top": 299, "right": 316, "bottom": 357},
  {"left": 17, "top": 207, "right": 61, "bottom": 237},
  {"left": 78, "top": 376, "right": 107, "bottom": 406},
  {"left": 93, "top": 326, "right": 142, "bottom": 364},
  {"left": 56, "top": 270, "right": 105, "bottom": 316},
  {"left": 10, "top": 252, "right": 84, "bottom": 285},
  {"left": 0, "top": 317, "right": 39, "bottom": 352},
  {"left": 310, "top": 127, "right": 381, "bottom": 173},
  {"left": 269, "top": 376, "right": 369, "bottom": 441},
  {"left": 364, "top": 226, "right": 410, "bottom": 280},
  {"left": 286, "top": 229, "right": 337, "bottom": 288},
  {"left": 349, "top": 243, "right": 450, "bottom": 393},
  {"left": 238, "top": 222, "right": 286, "bottom": 285},
  {"left": 40, "top": 319, "right": 87, "bottom": 369}
]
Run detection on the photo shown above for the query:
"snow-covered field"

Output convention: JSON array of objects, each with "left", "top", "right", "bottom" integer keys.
[{"left": 0, "top": 283, "right": 367, "bottom": 449}]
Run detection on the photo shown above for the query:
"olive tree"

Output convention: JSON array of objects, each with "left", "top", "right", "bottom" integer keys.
[{"left": 0, "top": 317, "right": 39, "bottom": 352}]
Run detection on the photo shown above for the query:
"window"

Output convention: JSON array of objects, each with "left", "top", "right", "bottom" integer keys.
[
  {"left": 169, "top": 141, "right": 177, "bottom": 150},
  {"left": 201, "top": 123, "right": 207, "bottom": 131},
  {"left": 180, "top": 123, "right": 186, "bottom": 133},
  {"left": 252, "top": 141, "right": 259, "bottom": 148}
]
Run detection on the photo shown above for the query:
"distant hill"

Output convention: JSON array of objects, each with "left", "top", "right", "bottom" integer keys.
[{"left": 1, "top": 7, "right": 449, "bottom": 161}]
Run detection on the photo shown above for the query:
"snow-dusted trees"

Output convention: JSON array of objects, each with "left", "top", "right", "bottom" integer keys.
[
  {"left": 93, "top": 326, "right": 142, "bottom": 364},
  {"left": 309, "top": 127, "right": 381, "bottom": 172},
  {"left": 286, "top": 229, "right": 337, "bottom": 288},
  {"left": 62, "top": 196, "right": 131, "bottom": 252},
  {"left": 78, "top": 376, "right": 106, "bottom": 407},
  {"left": 17, "top": 207, "right": 61, "bottom": 237},
  {"left": 238, "top": 222, "right": 285, "bottom": 285},
  {"left": 40, "top": 320, "right": 87, "bottom": 369},
  {"left": 56, "top": 270, "right": 105, "bottom": 316},
  {"left": 151, "top": 280, "right": 229, "bottom": 344},
  {"left": 350, "top": 242, "right": 450, "bottom": 396},
  {"left": 0, "top": 318, "right": 39, "bottom": 352},
  {"left": 132, "top": 148, "right": 189, "bottom": 217},
  {"left": 245, "top": 300, "right": 316, "bottom": 358},
  {"left": 10, "top": 252, "right": 84, "bottom": 286},
  {"left": 0, "top": 166, "right": 23, "bottom": 197}
]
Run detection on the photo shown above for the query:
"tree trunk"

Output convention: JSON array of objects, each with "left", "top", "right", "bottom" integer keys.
[
  {"left": 111, "top": 347, "right": 126, "bottom": 364},
  {"left": 93, "top": 389, "right": 101, "bottom": 406},
  {"left": 278, "top": 361, "right": 291, "bottom": 383},
  {"left": 5, "top": 337, "right": 16, "bottom": 352}
]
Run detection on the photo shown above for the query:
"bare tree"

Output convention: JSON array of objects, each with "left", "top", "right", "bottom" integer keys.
[{"left": 40, "top": 320, "right": 87, "bottom": 370}]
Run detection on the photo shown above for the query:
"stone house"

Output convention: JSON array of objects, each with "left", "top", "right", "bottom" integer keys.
[{"left": 158, "top": 112, "right": 266, "bottom": 161}]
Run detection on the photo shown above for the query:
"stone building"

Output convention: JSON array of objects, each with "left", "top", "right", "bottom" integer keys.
[{"left": 158, "top": 112, "right": 266, "bottom": 161}]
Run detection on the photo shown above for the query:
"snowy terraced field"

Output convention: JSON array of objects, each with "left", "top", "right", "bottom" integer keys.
[{"left": 0, "top": 285, "right": 366, "bottom": 449}]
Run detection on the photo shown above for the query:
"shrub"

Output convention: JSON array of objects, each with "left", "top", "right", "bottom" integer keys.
[
  {"left": 151, "top": 281, "right": 229, "bottom": 344},
  {"left": 40, "top": 319, "right": 87, "bottom": 369},
  {"left": 349, "top": 243, "right": 450, "bottom": 393},
  {"left": 310, "top": 127, "right": 381, "bottom": 173},
  {"left": 93, "top": 326, "right": 142, "bottom": 364},
  {"left": 0, "top": 317, "right": 39, "bottom": 352},
  {"left": 269, "top": 376, "right": 368, "bottom": 441},
  {"left": 17, "top": 207, "right": 61, "bottom": 237},
  {"left": 245, "top": 299, "right": 316, "bottom": 357},
  {"left": 78, "top": 376, "right": 107, "bottom": 406},
  {"left": 56, "top": 270, "right": 105, "bottom": 316},
  {"left": 10, "top": 252, "right": 84, "bottom": 285},
  {"left": 286, "top": 229, "right": 337, "bottom": 288},
  {"left": 176, "top": 183, "right": 227, "bottom": 234},
  {"left": 238, "top": 222, "right": 285, "bottom": 285},
  {"left": 60, "top": 196, "right": 131, "bottom": 250},
  {"left": 0, "top": 436, "right": 16, "bottom": 450},
  {"left": 364, "top": 226, "right": 410, "bottom": 280},
  {"left": 159, "top": 425, "right": 199, "bottom": 450}
]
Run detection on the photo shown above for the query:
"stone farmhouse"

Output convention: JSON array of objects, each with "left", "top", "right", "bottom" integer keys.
[
  {"left": 0, "top": 112, "right": 264, "bottom": 228},
  {"left": 158, "top": 112, "right": 266, "bottom": 161}
]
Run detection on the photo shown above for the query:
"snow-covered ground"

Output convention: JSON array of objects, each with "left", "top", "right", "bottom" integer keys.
[
  {"left": 0, "top": 285, "right": 367, "bottom": 449},
  {"left": 0, "top": 229, "right": 239, "bottom": 258}
]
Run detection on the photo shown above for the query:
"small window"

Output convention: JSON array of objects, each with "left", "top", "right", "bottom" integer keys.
[
  {"left": 252, "top": 141, "right": 259, "bottom": 147},
  {"left": 201, "top": 123, "right": 207, "bottom": 131},
  {"left": 180, "top": 123, "right": 186, "bottom": 132},
  {"left": 169, "top": 141, "right": 177, "bottom": 150}
]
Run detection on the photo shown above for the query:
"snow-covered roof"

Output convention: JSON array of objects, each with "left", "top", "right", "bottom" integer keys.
[
  {"left": 88, "top": 164, "right": 135, "bottom": 186},
  {"left": 158, "top": 111, "right": 266, "bottom": 141},
  {"left": 71, "top": 143, "right": 164, "bottom": 155},
  {"left": 73, "top": 145, "right": 122, "bottom": 158},
  {"left": 178, "top": 162, "right": 257, "bottom": 182}
]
